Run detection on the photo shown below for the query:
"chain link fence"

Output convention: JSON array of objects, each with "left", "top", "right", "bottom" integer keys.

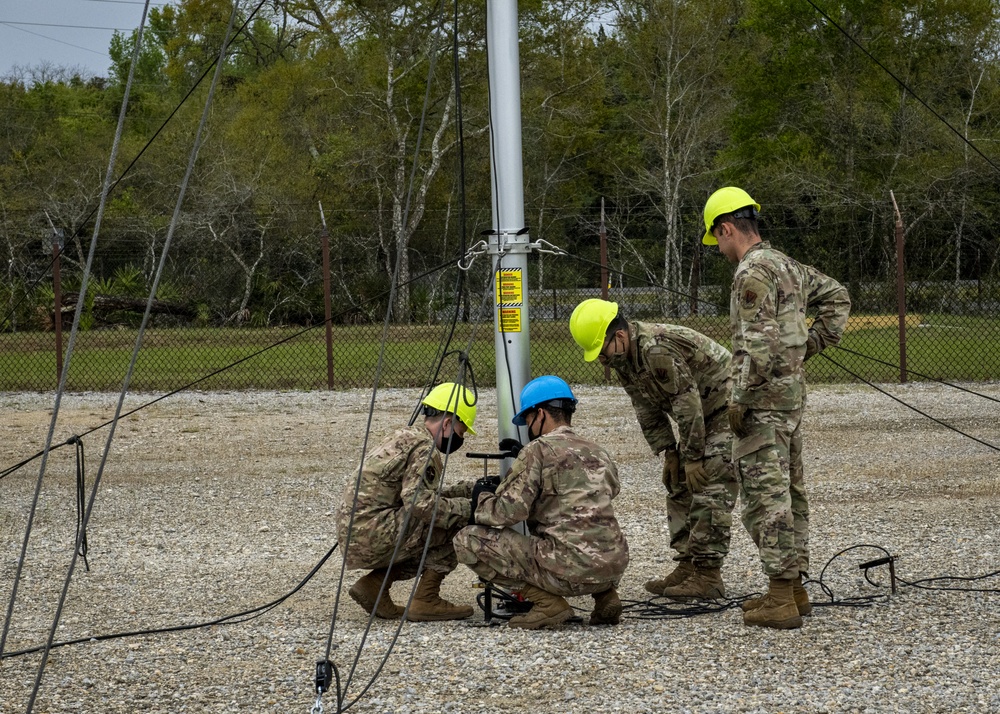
[{"left": 1, "top": 232, "right": 998, "bottom": 392}]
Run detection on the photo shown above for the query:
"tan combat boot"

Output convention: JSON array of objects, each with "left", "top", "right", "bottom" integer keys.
[
  {"left": 508, "top": 584, "right": 573, "bottom": 630},
  {"left": 742, "top": 577, "right": 803, "bottom": 630},
  {"left": 406, "top": 569, "right": 473, "bottom": 621},
  {"left": 349, "top": 568, "right": 405, "bottom": 619},
  {"left": 589, "top": 586, "right": 622, "bottom": 626},
  {"left": 659, "top": 566, "right": 726, "bottom": 599},
  {"left": 741, "top": 575, "right": 812, "bottom": 616},
  {"left": 644, "top": 560, "right": 695, "bottom": 596}
]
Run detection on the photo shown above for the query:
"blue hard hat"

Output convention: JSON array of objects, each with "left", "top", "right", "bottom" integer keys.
[{"left": 512, "top": 376, "right": 578, "bottom": 425}]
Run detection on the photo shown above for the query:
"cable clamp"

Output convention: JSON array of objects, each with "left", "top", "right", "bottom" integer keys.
[
  {"left": 529, "top": 238, "right": 568, "bottom": 256},
  {"left": 458, "top": 240, "right": 489, "bottom": 271}
]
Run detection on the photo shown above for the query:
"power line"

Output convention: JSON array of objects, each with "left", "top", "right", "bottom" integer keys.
[
  {"left": 0, "top": 22, "right": 108, "bottom": 57},
  {"left": 0, "top": 21, "right": 134, "bottom": 31}
]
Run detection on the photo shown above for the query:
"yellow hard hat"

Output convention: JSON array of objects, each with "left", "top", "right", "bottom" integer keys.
[
  {"left": 569, "top": 299, "right": 619, "bottom": 362},
  {"left": 421, "top": 383, "right": 477, "bottom": 434},
  {"left": 702, "top": 186, "right": 760, "bottom": 245}
]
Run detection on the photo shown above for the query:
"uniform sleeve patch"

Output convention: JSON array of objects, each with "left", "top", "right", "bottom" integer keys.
[{"left": 736, "top": 274, "right": 770, "bottom": 320}]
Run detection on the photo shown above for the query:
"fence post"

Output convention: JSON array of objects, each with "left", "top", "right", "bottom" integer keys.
[
  {"left": 52, "top": 228, "right": 64, "bottom": 386},
  {"left": 600, "top": 197, "right": 610, "bottom": 382},
  {"left": 890, "top": 191, "right": 907, "bottom": 384},
  {"left": 691, "top": 233, "right": 700, "bottom": 316},
  {"left": 319, "top": 202, "right": 335, "bottom": 390}
]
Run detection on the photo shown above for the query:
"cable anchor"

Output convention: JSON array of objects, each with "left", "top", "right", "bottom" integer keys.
[
  {"left": 859, "top": 555, "right": 898, "bottom": 594},
  {"left": 458, "top": 240, "right": 489, "bottom": 271},
  {"left": 311, "top": 659, "right": 334, "bottom": 714}
]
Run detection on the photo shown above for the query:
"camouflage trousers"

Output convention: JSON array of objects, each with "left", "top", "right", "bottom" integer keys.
[
  {"left": 667, "top": 414, "right": 739, "bottom": 568},
  {"left": 344, "top": 514, "right": 465, "bottom": 578},
  {"left": 453, "top": 525, "right": 618, "bottom": 597},
  {"left": 733, "top": 408, "right": 807, "bottom": 580}
]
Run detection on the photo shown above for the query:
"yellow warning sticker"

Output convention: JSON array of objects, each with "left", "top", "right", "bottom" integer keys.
[
  {"left": 495, "top": 268, "right": 523, "bottom": 306},
  {"left": 499, "top": 308, "right": 522, "bottom": 333}
]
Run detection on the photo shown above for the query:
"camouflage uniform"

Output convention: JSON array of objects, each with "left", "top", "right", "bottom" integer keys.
[
  {"left": 453, "top": 425, "right": 629, "bottom": 597},
  {"left": 730, "top": 242, "right": 850, "bottom": 579},
  {"left": 336, "top": 425, "right": 473, "bottom": 578},
  {"left": 613, "top": 321, "right": 738, "bottom": 569}
]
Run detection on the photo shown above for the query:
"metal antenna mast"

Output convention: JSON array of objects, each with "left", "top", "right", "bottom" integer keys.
[{"left": 487, "top": 0, "right": 531, "bottom": 454}]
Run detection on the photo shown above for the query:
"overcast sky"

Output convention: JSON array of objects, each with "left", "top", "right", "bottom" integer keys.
[{"left": 0, "top": 0, "right": 174, "bottom": 80}]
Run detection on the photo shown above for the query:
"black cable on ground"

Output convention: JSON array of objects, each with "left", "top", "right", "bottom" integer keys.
[
  {"left": 621, "top": 596, "right": 745, "bottom": 620},
  {"left": 619, "top": 544, "right": 999, "bottom": 621},
  {"left": 0, "top": 543, "right": 338, "bottom": 661}
]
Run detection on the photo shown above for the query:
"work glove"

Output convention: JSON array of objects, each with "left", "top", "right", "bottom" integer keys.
[
  {"left": 469, "top": 475, "right": 501, "bottom": 525},
  {"left": 684, "top": 459, "right": 710, "bottom": 494},
  {"left": 498, "top": 438, "right": 523, "bottom": 459},
  {"left": 728, "top": 402, "right": 750, "bottom": 439},
  {"left": 661, "top": 450, "right": 680, "bottom": 491}
]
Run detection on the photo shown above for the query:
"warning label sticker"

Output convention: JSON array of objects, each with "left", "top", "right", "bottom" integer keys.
[
  {"left": 495, "top": 268, "right": 523, "bottom": 306},
  {"left": 499, "top": 308, "right": 521, "bottom": 333}
]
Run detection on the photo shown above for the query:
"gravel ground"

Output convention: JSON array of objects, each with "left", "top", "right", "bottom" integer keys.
[{"left": 1, "top": 382, "right": 999, "bottom": 714}]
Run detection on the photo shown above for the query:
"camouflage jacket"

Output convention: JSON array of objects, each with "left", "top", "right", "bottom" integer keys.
[
  {"left": 613, "top": 321, "right": 732, "bottom": 461},
  {"left": 336, "top": 425, "right": 473, "bottom": 569},
  {"left": 730, "top": 242, "right": 851, "bottom": 410},
  {"left": 474, "top": 425, "right": 629, "bottom": 585}
]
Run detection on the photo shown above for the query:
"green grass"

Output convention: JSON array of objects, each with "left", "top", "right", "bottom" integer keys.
[{"left": 1, "top": 313, "right": 997, "bottom": 392}]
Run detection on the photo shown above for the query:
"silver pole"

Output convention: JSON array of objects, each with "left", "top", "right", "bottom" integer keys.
[{"left": 487, "top": 0, "right": 531, "bottom": 455}]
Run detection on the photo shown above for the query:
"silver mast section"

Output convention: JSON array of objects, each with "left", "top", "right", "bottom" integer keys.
[{"left": 487, "top": 0, "right": 531, "bottom": 451}]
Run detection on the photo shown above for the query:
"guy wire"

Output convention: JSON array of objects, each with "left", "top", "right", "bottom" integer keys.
[
  {"left": 20, "top": 5, "right": 243, "bottom": 710},
  {"left": 819, "top": 351, "right": 1000, "bottom": 452},
  {"left": 0, "top": 0, "right": 155, "bottom": 664},
  {"left": 802, "top": 0, "right": 1000, "bottom": 176},
  {"left": 332, "top": 269, "right": 495, "bottom": 713},
  {"left": 322, "top": 0, "right": 453, "bottom": 663}
]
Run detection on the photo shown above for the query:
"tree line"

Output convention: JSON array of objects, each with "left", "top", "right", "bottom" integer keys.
[{"left": 2, "top": 0, "right": 999, "bottom": 329}]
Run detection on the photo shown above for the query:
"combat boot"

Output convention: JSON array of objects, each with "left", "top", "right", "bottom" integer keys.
[
  {"left": 644, "top": 560, "right": 695, "bottom": 596},
  {"left": 349, "top": 568, "right": 405, "bottom": 619},
  {"left": 589, "top": 586, "right": 621, "bottom": 626},
  {"left": 407, "top": 569, "right": 473, "bottom": 621},
  {"left": 742, "top": 577, "right": 803, "bottom": 630},
  {"left": 508, "top": 584, "right": 573, "bottom": 630},
  {"left": 741, "top": 575, "right": 812, "bottom": 616},
  {"left": 659, "top": 566, "right": 726, "bottom": 600}
]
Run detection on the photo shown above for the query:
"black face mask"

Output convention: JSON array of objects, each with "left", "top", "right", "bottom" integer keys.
[
  {"left": 603, "top": 334, "right": 628, "bottom": 370},
  {"left": 527, "top": 410, "right": 545, "bottom": 442},
  {"left": 439, "top": 431, "right": 465, "bottom": 454}
]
